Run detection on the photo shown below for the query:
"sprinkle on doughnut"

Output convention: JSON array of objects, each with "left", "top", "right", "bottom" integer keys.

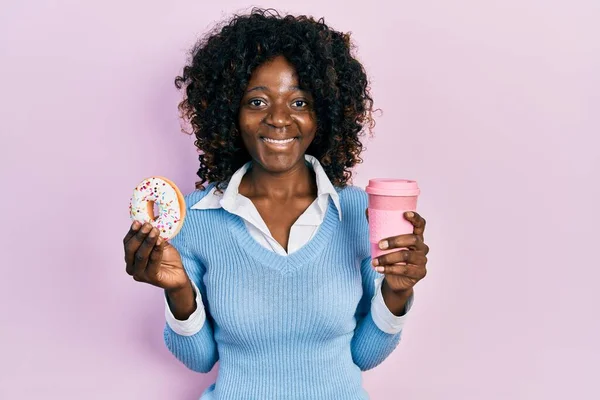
[{"left": 129, "top": 176, "right": 186, "bottom": 240}]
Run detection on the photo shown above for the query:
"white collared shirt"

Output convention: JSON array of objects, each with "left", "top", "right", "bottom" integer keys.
[{"left": 166, "top": 155, "right": 412, "bottom": 336}]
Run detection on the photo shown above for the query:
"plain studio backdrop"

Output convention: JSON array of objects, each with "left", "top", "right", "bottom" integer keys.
[{"left": 1, "top": 1, "right": 598, "bottom": 399}]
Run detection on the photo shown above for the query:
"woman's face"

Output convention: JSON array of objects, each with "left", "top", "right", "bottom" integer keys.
[{"left": 238, "top": 55, "right": 317, "bottom": 174}]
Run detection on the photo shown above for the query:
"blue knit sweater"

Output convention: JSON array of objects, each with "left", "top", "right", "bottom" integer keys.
[{"left": 165, "top": 184, "right": 402, "bottom": 399}]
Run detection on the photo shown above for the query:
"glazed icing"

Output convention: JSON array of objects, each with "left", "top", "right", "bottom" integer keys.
[{"left": 129, "top": 177, "right": 183, "bottom": 240}]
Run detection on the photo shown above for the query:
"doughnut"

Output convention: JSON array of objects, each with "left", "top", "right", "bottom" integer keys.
[{"left": 129, "top": 176, "right": 186, "bottom": 240}]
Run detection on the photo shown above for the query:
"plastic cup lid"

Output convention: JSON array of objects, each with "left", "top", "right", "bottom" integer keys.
[{"left": 365, "top": 178, "right": 420, "bottom": 196}]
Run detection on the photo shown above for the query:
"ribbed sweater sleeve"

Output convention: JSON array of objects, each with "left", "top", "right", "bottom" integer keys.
[
  {"left": 350, "top": 256, "right": 402, "bottom": 370},
  {"left": 343, "top": 186, "right": 403, "bottom": 370},
  {"left": 163, "top": 216, "right": 219, "bottom": 373}
]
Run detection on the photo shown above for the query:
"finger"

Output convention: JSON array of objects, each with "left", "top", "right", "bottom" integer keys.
[
  {"left": 132, "top": 224, "right": 159, "bottom": 278},
  {"left": 404, "top": 211, "right": 426, "bottom": 236},
  {"left": 145, "top": 239, "right": 164, "bottom": 282},
  {"left": 125, "top": 222, "right": 151, "bottom": 275},
  {"left": 376, "top": 263, "right": 427, "bottom": 280},
  {"left": 123, "top": 220, "right": 142, "bottom": 246},
  {"left": 373, "top": 250, "right": 427, "bottom": 267},
  {"left": 378, "top": 234, "right": 421, "bottom": 251},
  {"left": 380, "top": 234, "right": 429, "bottom": 254}
]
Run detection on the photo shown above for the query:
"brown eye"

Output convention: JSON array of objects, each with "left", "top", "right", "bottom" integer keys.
[
  {"left": 292, "top": 100, "right": 308, "bottom": 108},
  {"left": 249, "top": 99, "right": 266, "bottom": 107}
]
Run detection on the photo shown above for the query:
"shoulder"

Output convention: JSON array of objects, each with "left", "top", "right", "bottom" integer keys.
[
  {"left": 172, "top": 182, "right": 219, "bottom": 248},
  {"left": 182, "top": 182, "right": 218, "bottom": 210},
  {"left": 337, "top": 185, "right": 368, "bottom": 214},
  {"left": 335, "top": 185, "right": 370, "bottom": 259}
]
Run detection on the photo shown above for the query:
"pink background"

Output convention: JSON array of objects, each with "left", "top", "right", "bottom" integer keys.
[{"left": 1, "top": 1, "right": 598, "bottom": 399}]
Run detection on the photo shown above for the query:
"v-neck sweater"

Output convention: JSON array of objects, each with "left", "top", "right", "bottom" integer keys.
[{"left": 165, "top": 183, "right": 403, "bottom": 399}]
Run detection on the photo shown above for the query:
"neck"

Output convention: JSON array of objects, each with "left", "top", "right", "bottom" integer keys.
[{"left": 241, "top": 158, "right": 317, "bottom": 200}]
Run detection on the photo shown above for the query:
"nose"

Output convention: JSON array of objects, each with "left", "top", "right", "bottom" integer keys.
[{"left": 264, "top": 103, "right": 292, "bottom": 128}]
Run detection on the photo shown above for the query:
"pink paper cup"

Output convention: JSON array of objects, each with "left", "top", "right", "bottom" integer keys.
[{"left": 366, "top": 179, "right": 420, "bottom": 260}]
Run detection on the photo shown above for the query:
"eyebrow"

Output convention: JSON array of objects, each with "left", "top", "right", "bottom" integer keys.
[{"left": 245, "top": 85, "right": 302, "bottom": 93}]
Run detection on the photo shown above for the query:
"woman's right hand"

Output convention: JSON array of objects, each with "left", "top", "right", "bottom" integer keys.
[{"left": 124, "top": 221, "right": 190, "bottom": 292}]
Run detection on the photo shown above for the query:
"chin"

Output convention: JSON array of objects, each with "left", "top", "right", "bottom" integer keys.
[{"left": 256, "top": 153, "right": 305, "bottom": 173}]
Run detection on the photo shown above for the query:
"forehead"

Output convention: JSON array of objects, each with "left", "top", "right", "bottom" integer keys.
[{"left": 247, "top": 56, "right": 299, "bottom": 87}]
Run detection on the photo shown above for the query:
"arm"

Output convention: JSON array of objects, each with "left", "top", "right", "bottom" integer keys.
[
  {"left": 164, "top": 279, "right": 207, "bottom": 336},
  {"left": 350, "top": 256, "right": 410, "bottom": 371},
  {"left": 163, "top": 233, "right": 218, "bottom": 373}
]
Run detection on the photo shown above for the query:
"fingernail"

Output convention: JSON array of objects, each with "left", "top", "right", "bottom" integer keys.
[
  {"left": 406, "top": 211, "right": 414, "bottom": 218},
  {"left": 132, "top": 221, "right": 140, "bottom": 229},
  {"left": 372, "top": 258, "right": 379, "bottom": 267},
  {"left": 156, "top": 237, "right": 163, "bottom": 245},
  {"left": 379, "top": 240, "right": 389, "bottom": 250},
  {"left": 375, "top": 266, "right": 385, "bottom": 273}
]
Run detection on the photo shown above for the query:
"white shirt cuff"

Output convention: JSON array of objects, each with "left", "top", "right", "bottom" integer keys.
[
  {"left": 371, "top": 275, "right": 414, "bottom": 334},
  {"left": 164, "top": 280, "right": 206, "bottom": 336}
]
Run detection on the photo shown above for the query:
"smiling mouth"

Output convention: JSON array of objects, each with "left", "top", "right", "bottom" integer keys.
[{"left": 260, "top": 137, "right": 298, "bottom": 145}]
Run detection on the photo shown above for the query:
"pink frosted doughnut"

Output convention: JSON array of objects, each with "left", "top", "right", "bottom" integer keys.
[{"left": 129, "top": 176, "right": 186, "bottom": 240}]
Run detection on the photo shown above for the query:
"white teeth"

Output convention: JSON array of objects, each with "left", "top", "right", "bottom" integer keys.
[{"left": 263, "top": 137, "right": 295, "bottom": 144}]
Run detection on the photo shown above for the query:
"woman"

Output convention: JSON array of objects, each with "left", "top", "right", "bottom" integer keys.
[{"left": 124, "top": 8, "right": 429, "bottom": 399}]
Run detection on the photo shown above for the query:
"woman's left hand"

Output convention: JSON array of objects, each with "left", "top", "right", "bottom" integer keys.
[{"left": 369, "top": 211, "right": 430, "bottom": 294}]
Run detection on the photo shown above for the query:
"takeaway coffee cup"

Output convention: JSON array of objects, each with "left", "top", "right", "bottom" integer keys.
[{"left": 366, "top": 179, "right": 420, "bottom": 259}]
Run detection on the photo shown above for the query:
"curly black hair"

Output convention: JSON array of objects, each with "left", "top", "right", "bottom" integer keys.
[{"left": 175, "top": 7, "right": 376, "bottom": 191}]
